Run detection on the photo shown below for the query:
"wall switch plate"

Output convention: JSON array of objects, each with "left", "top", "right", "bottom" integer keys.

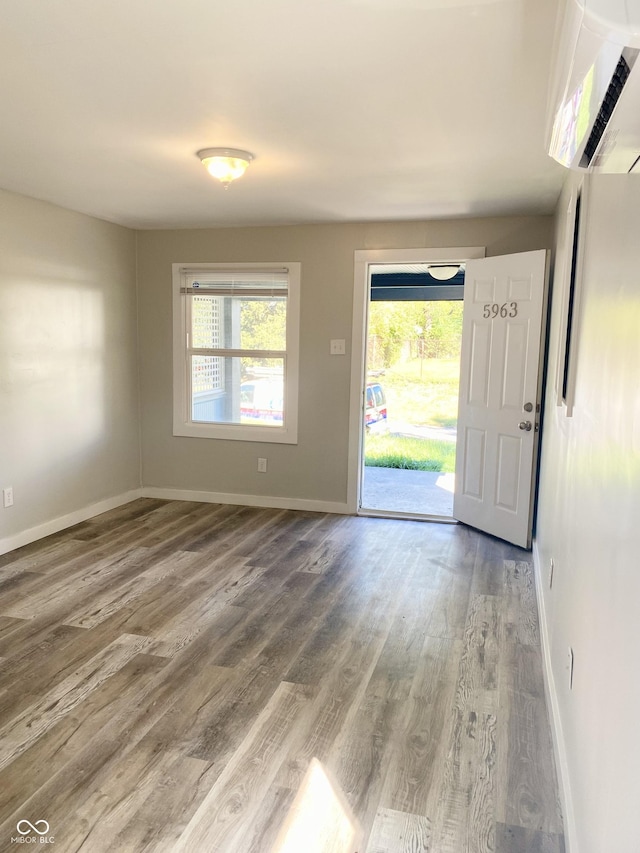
[
  {"left": 3, "top": 486, "right": 14, "bottom": 508},
  {"left": 257, "top": 457, "right": 267, "bottom": 473},
  {"left": 330, "top": 339, "right": 346, "bottom": 355}
]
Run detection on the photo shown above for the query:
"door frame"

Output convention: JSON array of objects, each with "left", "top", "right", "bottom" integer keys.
[{"left": 347, "top": 246, "right": 486, "bottom": 515}]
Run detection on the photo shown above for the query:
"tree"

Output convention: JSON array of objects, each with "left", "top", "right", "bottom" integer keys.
[
  {"left": 240, "top": 298, "right": 286, "bottom": 351},
  {"left": 368, "top": 300, "right": 463, "bottom": 367}
]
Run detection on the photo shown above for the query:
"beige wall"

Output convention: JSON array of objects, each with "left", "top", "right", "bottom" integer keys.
[
  {"left": 137, "top": 215, "right": 553, "bottom": 504},
  {"left": 0, "top": 189, "right": 140, "bottom": 549},
  {"left": 536, "top": 174, "right": 640, "bottom": 852}
]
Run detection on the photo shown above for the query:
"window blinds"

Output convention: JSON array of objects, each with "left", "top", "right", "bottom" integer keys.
[{"left": 181, "top": 268, "right": 289, "bottom": 298}]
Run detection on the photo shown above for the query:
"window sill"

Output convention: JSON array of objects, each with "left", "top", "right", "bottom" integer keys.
[{"left": 173, "top": 421, "right": 298, "bottom": 444}]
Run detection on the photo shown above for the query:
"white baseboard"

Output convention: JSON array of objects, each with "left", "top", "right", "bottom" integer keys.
[
  {"left": 0, "top": 489, "right": 143, "bottom": 556},
  {"left": 532, "top": 539, "right": 577, "bottom": 852},
  {"left": 142, "top": 486, "right": 350, "bottom": 516}
]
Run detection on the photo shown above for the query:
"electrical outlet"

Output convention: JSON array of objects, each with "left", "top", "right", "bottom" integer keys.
[
  {"left": 3, "top": 486, "right": 14, "bottom": 508},
  {"left": 549, "top": 557, "right": 554, "bottom": 589},
  {"left": 330, "top": 339, "right": 346, "bottom": 355},
  {"left": 568, "top": 646, "right": 574, "bottom": 690},
  {"left": 257, "top": 457, "right": 267, "bottom": 473}
]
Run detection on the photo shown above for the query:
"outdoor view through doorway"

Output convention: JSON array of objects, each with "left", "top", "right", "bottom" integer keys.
[{"left": 360, "top": 271, "right": 463, "bottom": 517}]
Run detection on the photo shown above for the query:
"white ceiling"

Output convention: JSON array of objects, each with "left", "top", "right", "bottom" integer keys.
[{"left": 0, "top": 0, "right": 566, "bottom": 230}]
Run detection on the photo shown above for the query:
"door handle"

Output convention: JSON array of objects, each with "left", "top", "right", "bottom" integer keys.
[{"left": 519, "top": 420, "right": 532, "bottom": 431}]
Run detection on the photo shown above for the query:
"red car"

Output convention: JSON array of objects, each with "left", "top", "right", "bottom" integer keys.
[{"left": 365, "top": 382, "right": 388, "bottom": 433}]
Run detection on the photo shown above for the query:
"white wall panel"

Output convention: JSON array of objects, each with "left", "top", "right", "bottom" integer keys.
[{"left": 536, "top": 174, "right": 640, "bottom": 853}]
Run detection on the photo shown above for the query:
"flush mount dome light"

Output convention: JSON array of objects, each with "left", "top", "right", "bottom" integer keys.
[
  {"left": 426, "top": 264, "right": 461, "bottom": 281},
  {"left": 196, "top": 147, "right": 254, "bottom": 188}
]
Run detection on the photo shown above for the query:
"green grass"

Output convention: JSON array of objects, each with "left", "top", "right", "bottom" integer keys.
[
  {"left": 365, "top": 434, "right": 456, "bottom": 473},
  {"left": 381, "top": 358, "right": 460, "bottom": 429},
  {"left": 364, "top": 355, "right": 460, "bottom": 472}
]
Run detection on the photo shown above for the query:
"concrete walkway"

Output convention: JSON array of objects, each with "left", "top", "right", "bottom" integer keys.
[{"left": 361, "top": 466, "right": 455, "bottom": 517}]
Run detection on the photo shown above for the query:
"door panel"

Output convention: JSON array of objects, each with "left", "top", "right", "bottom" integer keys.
[
  {"left": 468, "top": 322, "right": 492, "bottom": 405},
  {"left": 502, "top": 321, "right": 528, "bottom": 408},
  {"left": 454, "top": 250, "right": 548, "bottom": 548},
  {"left": 461, "top": 427, "right": 486, "bottom": 499},
  {"left": 495, "top": 433, "right": 521, "bottom": 511}
]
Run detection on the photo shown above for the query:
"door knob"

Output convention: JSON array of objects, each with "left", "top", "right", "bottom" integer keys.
[{"left": 519, "top": 421, "right": 532, "bottom": 431}]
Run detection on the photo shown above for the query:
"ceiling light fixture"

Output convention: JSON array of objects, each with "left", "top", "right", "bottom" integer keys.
[
  {"left": 427, "top": 264, "right": 462, "bottom": 281},
  {"left": 196, "top": 147, "right": 254, "bottom": 188}
]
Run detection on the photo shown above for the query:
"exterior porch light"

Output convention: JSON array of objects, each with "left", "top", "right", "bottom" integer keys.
[{"left": 426, "top": 265, "right": 461, "bottom": 281}]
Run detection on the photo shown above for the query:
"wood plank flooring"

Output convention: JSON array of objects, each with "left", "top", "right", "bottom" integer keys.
[{"left": 0, "top": 499, "right": 564, "bottom": 852}]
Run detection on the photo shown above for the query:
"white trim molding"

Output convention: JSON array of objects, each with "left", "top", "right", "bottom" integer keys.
[
  {"left": 532, "top": 539, "right": 577, "bottom": 853},
  {"left": 0, "top": 489, "right": 143, "bottom": 556},
  {"left": 142, "top": 487, "right": 350, "bottom": 516},
  {"left": 172, "top": 262, "right": 301, "bottom": 444}
]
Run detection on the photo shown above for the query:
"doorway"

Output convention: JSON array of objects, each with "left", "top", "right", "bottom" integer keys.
[
  {"left": 349, "top": 247, "right": 548, "bottom": 546},
  {"left": 361, "top": 284, "right": 463, "bottom": 517},
  {"left": 347, "top": 247, "right": 486, "bottom": 520}
]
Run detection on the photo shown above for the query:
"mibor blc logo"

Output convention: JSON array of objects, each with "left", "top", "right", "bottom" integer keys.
[{"left": 11, "top": 820, "right": 55, "bottom": 845}]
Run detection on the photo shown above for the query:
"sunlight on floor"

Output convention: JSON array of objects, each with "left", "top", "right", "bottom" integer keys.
[{"left": 272, "top": 758, "right": 362, "bottom": 853}]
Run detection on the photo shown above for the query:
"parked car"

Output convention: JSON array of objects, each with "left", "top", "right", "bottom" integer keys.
[
  {"left": 365, "top": 382, "right": 388, "bottom": 433},
  {"left": 240, "top": 380, "right": 283, "bottom": 425}
]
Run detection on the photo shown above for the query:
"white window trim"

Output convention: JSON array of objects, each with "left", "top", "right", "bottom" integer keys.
[{"left": 172, "top": 262, "right": 300, "bottom": 444}]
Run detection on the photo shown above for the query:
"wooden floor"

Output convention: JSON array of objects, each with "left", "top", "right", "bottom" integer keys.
[{"left": 0, "top": 499, "right": 564, "bottom": 852}]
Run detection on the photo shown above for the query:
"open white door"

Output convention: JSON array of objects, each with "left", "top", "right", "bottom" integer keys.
[{"left": 453, "top": 250, "right": 548, "bottom": 548}]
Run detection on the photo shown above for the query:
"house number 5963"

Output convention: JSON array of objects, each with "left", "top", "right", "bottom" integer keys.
[{"left": 483, "top": 302, "right": 518, "bottom": 319}]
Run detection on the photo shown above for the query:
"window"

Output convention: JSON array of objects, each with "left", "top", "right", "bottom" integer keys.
[{"left": 173, "top": 263, "right": 300, "bottom": 443}]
